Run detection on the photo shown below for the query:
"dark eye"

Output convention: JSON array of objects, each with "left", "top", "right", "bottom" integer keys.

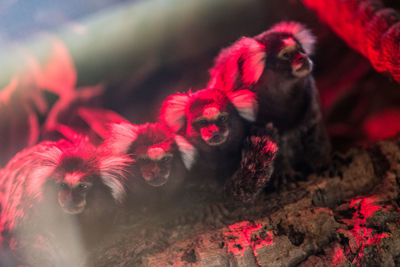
[
  {"left": 219, "top": 115, "right": 227, "bottom": 122},
  {"left": 281, "top": 52, "right": 290, "bottom": 59},
  {"left": 78, "top": 184, "right": 89, "bottom": 191},
  {"left": 141, "top": 158, "right": 150, "bottom": 163},
  {"left": 199, "top": 119, "right": 208, "bottom": 127},
  {"left": 161, "top": 156, "right": 172, "bottom": 162},
  {"left": 59, "top": 182, "right": 67, "bottom": 189}
]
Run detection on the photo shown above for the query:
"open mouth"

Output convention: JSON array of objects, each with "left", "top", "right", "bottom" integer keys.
[
  {"left": 147, "top": 176, "right": 169, "bottom": 187},
  {"left": 145, "top": 171, "right": 170, "bottom": 187},
  {"left": 292, "top": 58, "right": 312, "bottom": 78},
  {"left": 62, "top": 203, "right": 85, "bottom": 215},
  {"left": 206, "top": 131, "right": 229, "bottom": 146}
]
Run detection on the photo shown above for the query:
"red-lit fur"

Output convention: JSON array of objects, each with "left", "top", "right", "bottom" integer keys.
[
  {"left": 160, "top": 88, "right": 258, "bottom": 184},
  {"left": 207, "top": 21, "right": 330, "bottom": 180},
  {"left": 257, "top": 21, "right": 316, "bottom": 55},
  {"left": 208, "top": 21, "right": 315, "bottom": 92},
  {"left": 208, "top": 37, "right": 266, "bottom": 92},
  {"left": 160, "top": 88, "right": 257, "bottom": 135},
  {"left": 0, "top": 138, "right": 132, "bottom": 244},
  {"left": 106, "top": 122, "right": 196, "bottom": 171},
  {"left": 104, "top": 122, "right": 195, "bottom": 209}
]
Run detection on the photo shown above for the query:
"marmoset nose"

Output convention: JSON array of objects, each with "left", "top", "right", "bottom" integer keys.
[
  {"left": 201, "top": 125, "right": 219, "bottom": 141},
  {"left": 207, "top": 125, "right": 218, "bottom": 134},
  {"left": 293, "top": 53, "right": 307, "bottom": 66},
  {"left": 152, "top": 165, "right": 160, "bottom": 173},
  {"left": 141, "top": 164, "right": 160, "bottom": 181}
]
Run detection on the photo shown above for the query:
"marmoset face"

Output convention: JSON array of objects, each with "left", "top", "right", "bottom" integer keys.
[{"left": 263, "top": 32, "right": 313, "bottom": 79}]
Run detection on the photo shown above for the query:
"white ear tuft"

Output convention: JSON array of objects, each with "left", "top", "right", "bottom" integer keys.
[
  {"left": 208, "top": 37, "right": 266, "bottom": 91},
  {"left": 104, "top": 122, "right": 138, "bottom": 155},
  {"left": 267, "top": 21, "right": 316, "bottom": 55},
  {"left": 160, "top": 92, "right": 190, "bottom": 132},
  {"left": 174, "top": 135, "right": 197, "bottom": 170},
  {"left": 240, "top": 38, "right": 266, "bottom": 85},
  {"left": 26, "top": 143, "right": 64, "bottom": 197},
  {"left": 99, "top": 154, "right": 133, "bottom": 203},
  {"left": 228, "top": 89, "right": 258, "bottom": 122}
]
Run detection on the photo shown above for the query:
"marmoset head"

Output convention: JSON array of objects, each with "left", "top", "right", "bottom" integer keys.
[
  {"left": 48, "top": 140, "right": 131, "bottom": 215},
  {"left": 160, "top": 88, "right": 257, "bottom": 150},
  {"left": 187, "top": 89, "right": 232, "bottom": 146},
  {"left": 208, "top": 21, "right": 316, "bottom": 91},
  {"left": 255, "top": 21, "right": 315, "bottom": 79},
  {"left": 53, "top": 156, "right": 98, "bottom": 214},
  {"left": 105, "top": 122, "right": 195, "bottom": 187}
]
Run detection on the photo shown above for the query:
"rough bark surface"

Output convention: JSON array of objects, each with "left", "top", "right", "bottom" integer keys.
[{"left": 86, "top": 137, "right": 400, "bottom": 267}]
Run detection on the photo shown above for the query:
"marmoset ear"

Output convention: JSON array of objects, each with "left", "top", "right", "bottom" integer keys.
[
  {"left": 208, "top": 37, "right": 266, "bottom": 91},
  {"left": 99, "top": 153, "right": 133, "bottom": 203},
  {"left": 104, "top": 122, "right": 139, "bottom": 155},
  {"left": 227, "top": 89, "right": 258, "bottom": 122},
  {"left": 26, "top": 143, "right": 64, "bottom": 198},
  {"left": 160, "top": 92, "right": 191, "bottom": 132},
  {"left": 174, "top": 134, "right": 197, "bottom": 170}
]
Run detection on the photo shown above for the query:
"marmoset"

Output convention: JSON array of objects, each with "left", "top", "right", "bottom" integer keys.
[
  {"left": 104, "top": 122, "right": 196, "bottom": 210},
  {"left": 160, "top": 87, "right": 278, "bottom": 202},
  {"left": 208, "top": 21, "right": 331, "bottom": 180},
  {"left": 0, "top": 137, "right": 132, "bottom": 265}
]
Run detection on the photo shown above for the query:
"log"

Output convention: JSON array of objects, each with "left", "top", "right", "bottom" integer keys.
[{"left": 87, "top": 137, "right": 400, "bottom": 266}]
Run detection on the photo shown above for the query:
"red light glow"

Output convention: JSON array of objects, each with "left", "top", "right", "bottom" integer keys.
[
  {"left": 363, "top": 109, "right": 400, "bottom": 140},
  {"left": 338, "top": 197, "right": 390, "bottom": 265},
  {"left": 331, "top": 245, "right": 346, "bottom": 266},
  {"left": 302, "top": 0, "right": 400, "bottom": 83},
  {"left": 224, "top": 221, "right": 274, "bottom": 258}
]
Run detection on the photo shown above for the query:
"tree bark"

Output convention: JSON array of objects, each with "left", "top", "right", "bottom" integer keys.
[{"left": 87, "top": 137, "right": 400, "bottom": 267}]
